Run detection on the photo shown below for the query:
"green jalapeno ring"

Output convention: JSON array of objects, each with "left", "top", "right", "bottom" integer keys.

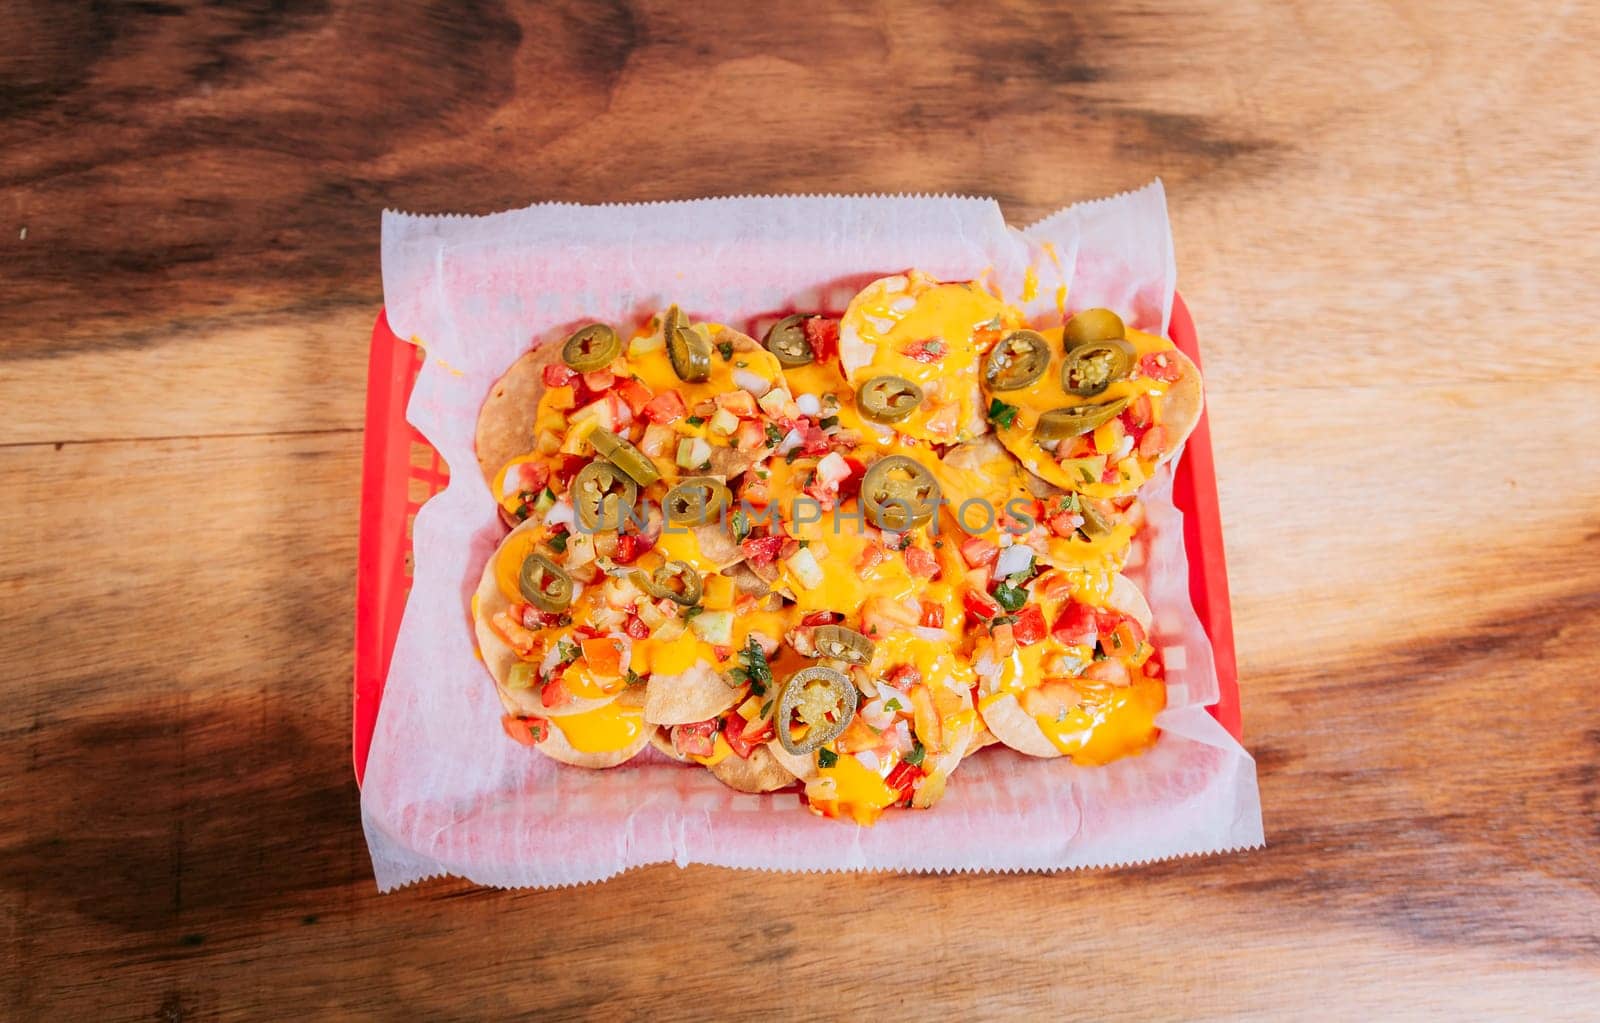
[
  {"left": 984, "top": 330, "right": 1050, "bottom": 391},
  {"left": 588, "top": 427, "right": 662, "bottom": 487},
  {"left": 1078, "top": 499, "right": 1114, "bottom": 539},
  {"left": 811, "top": 625, "right": 875, "bottom": 665},
  {"left": 1033, "top": 397, "right": 1131, "bottom": 443},
  {"left": 668, "top": 324, "right": 712, "bottom": 382},
  {"left": 572, "top": 460, "right": 640, "bottom": 532},
  {"left": 561, "top": 323, "right": 622, "bottom": 372},
  {"left": 776, "top": 665, "right": 858, "bottom": 756},
  {"left": 860, "top": 455, "right": 940, "bottom": 531},
  {"left": 636, "top": 560, "right": 703, "bottom": 607},
  {"left": 660, "top": 304, "right": 687, "bottom": 341},
  {"left": 763, "top": 314, "right": 816, "bottom": 367},
  {"left": 663, "top": 477, "right": 732, "bottom": 526},
  {"left": 1061, "top": 337, "right": 1136, "bottom": 398},
  {"left": 1063, "top": 308, "right": 1126, "bottom": 350},
  {"left": 857, "top": 375, "right": 924, "bottom": 423},
  {"left": 519, "top": 553, "right": 575, "bottom": 612}
]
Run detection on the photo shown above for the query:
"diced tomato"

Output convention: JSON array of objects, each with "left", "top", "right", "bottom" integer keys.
[
  {"left": 919, "top": 600, "right": 945, "bottom": 629},
  {"left": 642, "top": 390, "right": 687, "bottom": 424},
  {"left": 901, "top": 338, "right": 945, "bottom": 363},
  {"left": 513, "top": 461, "right": 551, "bottom": 494},
  {"left": 723, "top": 713, "right": 773, "bottom": 759},
  {"left": 856, "top": 540, "right": 888, "bottom": 572},
  {"left": 802, "top": 611, "right": 843, "bottom": 627},
  {"left": 1124, "top": 393, "right": 1153, "bottom": 428},
  {"left": 959, "top": 536, "right": 999, "bottom": 568},
  {"left": 799, "top": 423, "right": 831, "bottom": 455},
  {"left": 1012, "top": 605, "right": 1048, "bottom": 646},
  {"left": 1051, "top": 601, "right": 1099, "bottom": 646},
  {"left": 884, "top": 664, "right": 922, "bottom": 690},
  {"left": 885, "top": 759, "right": 924, "bottom": 803},
  {"left": 613, "top": 532, "right": 654, "bottom": 565},
  {"left": 581, "top": 368, "right": 616, "bottom": 392},
  {"left": 998, "top": 499, "right": 1040, "bottom": 535},
  {"left": 540, "top": 677, "right": 571, "bottom": 709},
  {"left": 1046, "top": 511, "right": 1080, "bottom": 538},
  {"left": 741, "top": 536, "right": 784, "bottom": 566},
  {"left": 671, "top": 719, "right": 719, "bottom": 758},
  {"left": 903, "top": 546, "right": 940, "bottom": 579},
  {"left": 837, "top": 457, "right": 867, "bottom": 501},
  {"left": 802, "top": 316, "right": 840, "bottom": 364},
  {"left": 615, "top": 378, "right": 654, "bottom": 415},
  {"left": 1139, "top": 352, "right": 1182, "bottom": 382},
  {"left": 1138, "top": 424, "right": 1170, "bottom": 460},
  {"left": 553, "top": 453, "right": 589, "bottom": 486},
  {"left": 542, "top": 364, "right": 578, "bottom": 387},
  {"left": 623, "top": 614, "right": 650, "bottom": 640},
  {"left": 712, "top": 644, "right": 733, "bottom": 662},
  {"left": 501, "top": 714, "right": 550, "bottom": 746},
  {"left": 1094, "top": 609, "right": 1147, "bottom": 649},
  {"left": 1144, "top": 648, "right": 1165, "bottom": 678},
  {"left": 1102, "top": 464, "right": 1121, "bottom": 483},
  {"left": 571, "top": 624, "right": 603, "bottom": 641},
  {"left": 963, "top": 589, "right": 1001, "bottom": 621}
]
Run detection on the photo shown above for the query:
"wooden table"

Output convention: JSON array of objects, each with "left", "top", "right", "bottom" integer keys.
[{"left": 5, "top": 1, "right": 1598, "bottom": 1018}]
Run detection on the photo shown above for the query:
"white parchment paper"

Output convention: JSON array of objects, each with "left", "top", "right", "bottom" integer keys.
[{"left": 363, "top": 182, "right": 1263, "bottom": 890}]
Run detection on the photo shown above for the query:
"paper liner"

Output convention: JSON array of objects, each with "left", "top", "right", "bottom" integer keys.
[{"left": 362, "top": 182, "right": 1263, "bottom": 890}]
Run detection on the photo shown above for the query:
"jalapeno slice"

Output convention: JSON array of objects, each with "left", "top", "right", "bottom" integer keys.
[
  {"left": 983, "top": 330, "right": 1050, "bottom": 390},
  {"left": 668, "top": 324, "right": 712, "bottom": 383},
  {"left": 776, "top": 666, "right": 858, "bottom": 756},
  {"left": 1063, "top": 307, "right": 1126, "bottom": 349},
  {"left": 518, "top": 553, "right": 574, "bottom": 612},
  {"left": 1061, "top": 337, "right": 1135, "bottom": 398},
  {"left": 856, "top": 375, "right": 923, "bottom": 423},
  {"left": 663, "top": 476, "right": 731, "bottom": 526},
  {"left": 661, "top": 304, "right": 687, "bottom": 341},
  {"left": 561, "top": 323, "right": 621, "bottom": 372},
  {"left": 637, "top": 559, "right": 703, "bottom": 606},
  {"left": 588, "top": 427, "right": 661, "bottom": 487},
  {"left": 763, "top": 314, "right": 815, "bottom": 367},
  {"left": 1078, "top": 499, "right": 1113, "bottom": 539},
  {"left": 811, "top": 625, "right": 875, "bottom": 665},
  {"left": 572, "top": 460, "right": 639, "bottom": 531},
  {"left": 860, "top": 455, "right": 940, "bottom": 531},
  {"left": 1034, "top": 398, "right": 1130, "bottom": 442}
]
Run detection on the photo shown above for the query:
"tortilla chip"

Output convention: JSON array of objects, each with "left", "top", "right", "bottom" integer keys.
[
  {"left": 643, "top": 661, "right": 742, "bottom": 725},
  {"left": 475, "top": 343, "right": 562, "bottom": 488},
  {"left": 534, "top": 688, "right": 652, "bottom": 769},
  {"left": 727, "top": 563, "right": 771, "bottom": 596},
  {"left": 709, "top": 743, "right": 799, "bottom": 793},
  {"left": 690, "top": 522, "right": 746, "bottom": 571},
  {"left": 1155, "top": 348, "right": 1204, "bottom": 460}
]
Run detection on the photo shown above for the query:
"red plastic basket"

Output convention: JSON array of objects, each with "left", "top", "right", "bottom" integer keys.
[{"left": 353, "top": 297, "right": 1240, "bottom": 784}]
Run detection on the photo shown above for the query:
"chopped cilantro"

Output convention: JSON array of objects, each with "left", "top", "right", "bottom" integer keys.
[
  {"left": 904, "top": 739, "right": 925, "bottom": 767},
  {"left": 686, "top": 415, "right": 705, "bottom": 426},
  {"left": 624, "top": 668, "right": 645, "bottom": 687},
  {"left": 735, "top": 359, "right": 747, "bottom": 368},
  {"left": 547, "top": 532, "right": 569, "bottom": 554},
  {"left": 1092, "top": 640, "right": 1108, "bottom": 661},
  {"left": 883, "top": 697, "right": 903, "bottom": 713},
  {"left": 1058, "top": 494, "right": 1079, "bottom": 512},
  {"left": 557, "top": 640, "right": 579, "bottom": 664},
  {"left": 992, "top": 582, "right": 1028, "bottom": 612},
  {"left": 738, "top": 637, "right": 773, "bottom": 696},
  {"left": 1078, "top": 466, "right": 1095, "bottom": 484},
  {"left": 817, "top": 748, "right": 839, "bottom": 769},
  {"left": 785, "top": 448, "right": 800, "bottom": 464},
  {"left": 818, "top": 415, "right": 839, "bottom": 430},
  {"left": 923, "top": 339, "right": 945, "bottom": 356},
  {"left": 764, "top": 423, "right": 783, "bottom": 447},
  {"left": 717, "top": 340, "right": 734, "bottom": 360},
  {"left": 987, "top": 397, "right": 1019, "bottom": 429},
  {"left": 990, "top": 614, "right": 1018, "bottom": 628},
  {"left": 731, "top": 509, "right": 752, "bottom": 543},
  {"left": 682, "top": 605, "right": 704, "bottom": 619}
]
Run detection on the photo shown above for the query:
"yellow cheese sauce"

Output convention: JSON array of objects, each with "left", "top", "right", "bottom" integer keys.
[
  {"left": 547, "top": 698, "right": 647, "bottom": 754},
  {"left": 1032, "top": 676, "right": 1164, "bottom": 764},
  {"left": 839, "top": 272, "right": 1021, "bottom": 444}
]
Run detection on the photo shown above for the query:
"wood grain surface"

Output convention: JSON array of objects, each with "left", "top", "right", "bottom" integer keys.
[{"left": 4, "top": 0, "right": 1599, "bottom": 1019}]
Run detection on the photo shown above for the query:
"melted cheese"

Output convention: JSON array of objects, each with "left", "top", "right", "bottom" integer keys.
[
  {"left": 688, "top": 732, "right": 734, "bottom": 767},
  {"left": 494, "top": 528, "right": 548, "bottom": 603},
  {"left": 1032, "top": 676, "right": 1164, "bottom": 764},
  {"left": 808, "top": 753, "right": 899, "bottom": 825},
  {"left": 548, "top": 699, "right": 646, "bottom": 753},
  {"left": 839, "top": 272, "right": 1021, "bottom": 444}
]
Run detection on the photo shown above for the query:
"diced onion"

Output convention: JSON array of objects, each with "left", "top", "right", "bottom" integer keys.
[
  {"left": 733, "top": 369, "right": 771, "bottom": 396},
  {"left": 795, "top": 393, "right": 821, "bottom": 416},
  {"left": 777, "top": 428, "right": 804, "bottom": 454},
  {"left": 993, "top": 543, "right": 1034, "bottom": 580},
  {"left": 544, "top": 499, "right": 575, "bottom": 530}
]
